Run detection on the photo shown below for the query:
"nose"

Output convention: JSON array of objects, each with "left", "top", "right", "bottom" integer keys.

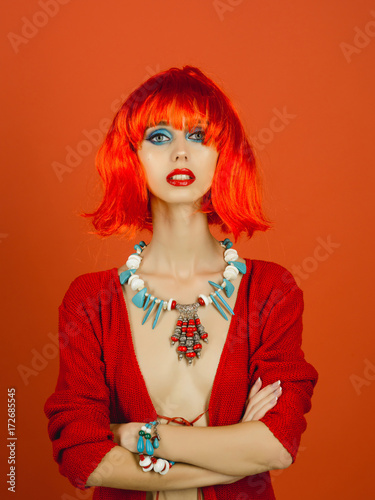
[{"left": 171, "top": 132, "right": 189, "bottom": 162}]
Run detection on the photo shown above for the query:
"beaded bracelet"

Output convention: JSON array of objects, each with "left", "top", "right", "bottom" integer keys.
[{"left": 137, "top": 421, "right": 175, "bottom": 474}]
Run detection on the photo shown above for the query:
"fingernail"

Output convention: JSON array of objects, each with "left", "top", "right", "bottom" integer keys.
[
  {"left": 272, "top": 380, "right": 281, "bottom": 388},
  {"left": 272, "top": 396, "right": 278, "bottom": 404},
  {"left": 274, "top": 386, "right": 282, "bottom": 395},
  {"left": 257, "top": 377, "right": 262, "bottom": 384}
]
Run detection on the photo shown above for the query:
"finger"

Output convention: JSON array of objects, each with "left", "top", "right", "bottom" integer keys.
[
  {"left": 248, "top": 377, "right": 262, "bottom": 400},
  {"left": 242, "top": 394, "right": 278, "bottom": 422},
  {"left": 251, "top": 397, "right": 279, "bottom": 421},
  {"left": 246, "top": 380, "right": 281, "bottom": 408},
  {"left": 243, "top": 386, "right": 282, "bottom": 421}
]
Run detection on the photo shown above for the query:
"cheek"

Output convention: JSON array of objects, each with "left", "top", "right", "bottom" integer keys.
[{"left": 137, "top": 153, "right": 164, "bottom": 193}]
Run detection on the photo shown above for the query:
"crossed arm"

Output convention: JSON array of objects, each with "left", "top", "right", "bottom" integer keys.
[{"left": 85, "top": 378, "right": 292, "bottom": 491}]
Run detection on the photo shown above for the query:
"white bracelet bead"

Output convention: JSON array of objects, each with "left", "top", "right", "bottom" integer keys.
[
  {"left": 159, "top": 461, "right": 171, "bottom": 475},
  {"left": 139, "top": 455, "right": 153, "bottom": 468},
  {"left": 153, "top": 458, "right": 166, "bottom": 473}
]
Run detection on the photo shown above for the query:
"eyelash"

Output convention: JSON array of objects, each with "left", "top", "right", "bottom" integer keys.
[{"left": 147, "top": 129, "right": 205, "bottom": 144}]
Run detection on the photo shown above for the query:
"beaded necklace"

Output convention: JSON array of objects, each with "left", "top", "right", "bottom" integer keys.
[{"left": 119, "top": 238, "right": 246, "bottom": 365}]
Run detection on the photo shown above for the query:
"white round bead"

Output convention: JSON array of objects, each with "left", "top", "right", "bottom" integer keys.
[
  {"left": 137, "top": 280, "right": 145, "bottom": 290},
  {"left": 159, "top": 461, "right": 171, "bottom": 475},
  {"left": 163, "top": 301, "right": 168, "bottom": 310},
  {"left": 128, "top": 274, "right": 139, "bottom": 283},
  {"left": 141, "top": 426, "right": 148, "bottom": 432},
  {"left": 153, "top": 458, "right": 166, "bottom": 473},
  {"left": 126, "top": 258, "right": 140, "bottom": 269},
  {"left": 130, "top": 278, "right": 144, "bottom": 291},
  {"left": 198, "top": 294, "right": 209, "bottom": 306},
  {"left": 155, "top": 299, "right": 161, "bottom": 304},
  {"left": 207, "top": 295, "right": 213, "bottom": 304},
  {"left": 223, "top": 265, "right": 239, "bottom": 280},
  {"left": 224, "top": 249, "right": 238, "bottom": 262}
]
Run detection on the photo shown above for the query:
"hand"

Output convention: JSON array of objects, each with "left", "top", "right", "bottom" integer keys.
[
  {"left": 110, "top": 422, "right": 142, "bottom": 453},
  {"left": 241, "top": 378, "right": 282, "bottom": 422}
]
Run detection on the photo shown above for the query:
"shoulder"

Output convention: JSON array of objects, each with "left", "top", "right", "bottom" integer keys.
[
  {"left": 245, "top": 258, "right": 301, "bottom": 300},
  {"left": 60, "top": 268, "right": 120, "bottom": 308}
]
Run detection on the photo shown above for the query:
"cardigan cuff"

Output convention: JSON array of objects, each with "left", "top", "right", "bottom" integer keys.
[{"left": 60, "top": 440, "right": 119, "bottom": 490}]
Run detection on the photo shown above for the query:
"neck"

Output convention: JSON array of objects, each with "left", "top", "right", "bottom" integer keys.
[{"left": 139, "top": 198, "right": 225, "bottom": 280}]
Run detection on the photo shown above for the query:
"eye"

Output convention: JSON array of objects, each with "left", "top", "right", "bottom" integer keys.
[
  {"left": 188, "top": 129, "right": 205, "bottom": 142},
  {"left": 146, "top": 129, "right": 172, "bottom": 145}
]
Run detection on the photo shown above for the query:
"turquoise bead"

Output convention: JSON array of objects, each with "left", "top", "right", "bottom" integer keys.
[
  {"left": 142, "top": 298, "right": 157, "bottom": 324},
  {"left": 143, "top": 294, "right": 151, "bottom": 310},
  {"left": 228, "top": 260, "right": 247, "bottom": 274},
  {"left": 119, "top": 269, "right": 135, "bottom": 285},
  {"left": 215, "top": 291, "right": 235, "bottom": 315},
  {"left": 153, "top": 437, "right": 159, "bottom": 449},
  {"left": 134, "top": 244, "right": 143, "bottom": 253},
  {"left": 137, "top": 435, "right": 144, "bottom": 453},
  {"left": 208, "top": 280, "right": 223, "bottom": 290},
  {"left": 223, "top": 278, "right": 235, "bottom": 297},
  {"left": 223, "top": 238, "right": 233, "bottom": 249},
  {"left": 152, "top": 300, "right": 164, "bottom": 329},
  {"left": 145, "top": 438, "right": 154, "bottom": 455},
  {"left": 132, "top": 288, "right": 147, "bottom": 308},
  {"left": 139, "top": 241, "right": 146, "bottom": 248},
  {"left": 210, "top": 294, "right": 228, "bottom": 320}
]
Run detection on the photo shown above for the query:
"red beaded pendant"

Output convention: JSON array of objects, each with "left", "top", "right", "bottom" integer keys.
[{"left": 170, "top": 303, "right": 209, "bottom": 365}]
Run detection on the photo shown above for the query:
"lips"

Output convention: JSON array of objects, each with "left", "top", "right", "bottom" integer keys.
[{"left": 166, "top": 168, "right": 196, "bottom": 186}]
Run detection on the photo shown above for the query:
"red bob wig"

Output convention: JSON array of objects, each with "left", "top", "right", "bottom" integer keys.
[{"left": 83, "top": 65, "right": 272, "bottom": 242}]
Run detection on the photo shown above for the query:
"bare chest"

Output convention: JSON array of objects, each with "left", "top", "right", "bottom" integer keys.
[{"left": 120, "top": 267, "right": 245, "bottom": 426}]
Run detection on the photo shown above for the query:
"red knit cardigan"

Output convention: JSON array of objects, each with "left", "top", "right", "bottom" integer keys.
[{"left": 44, "top": 258, "right": 318, "bottom": 499}]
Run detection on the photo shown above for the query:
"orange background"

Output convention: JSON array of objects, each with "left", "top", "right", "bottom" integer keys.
[{"left": 1, "top": 0, "right": 374, "bottom": 498}]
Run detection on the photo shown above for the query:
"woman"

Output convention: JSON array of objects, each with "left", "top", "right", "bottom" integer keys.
[{"left": 44, "top": 66, "right": 318, "bottom": 499}]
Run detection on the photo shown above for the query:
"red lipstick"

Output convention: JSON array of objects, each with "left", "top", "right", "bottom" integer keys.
[{"left": 166, "top": 168, "right": 196, "bottom": 186}]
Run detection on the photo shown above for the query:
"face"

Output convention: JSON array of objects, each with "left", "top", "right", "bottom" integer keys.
[{"left": 137, "top": 120, "right": 219, "bottom": 206}]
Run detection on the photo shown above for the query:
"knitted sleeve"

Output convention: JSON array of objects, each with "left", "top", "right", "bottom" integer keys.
[
  {"left": 249, "top": 282, "right": 318, "bottom": 464},
  {"left": 43, "top": 276, "right": 118, "bottom": 490}
]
